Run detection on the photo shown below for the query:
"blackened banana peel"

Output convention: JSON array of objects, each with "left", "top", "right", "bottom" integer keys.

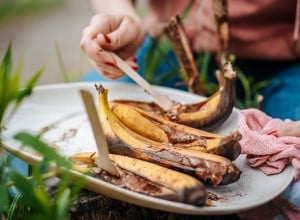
[
  {"left": 70, "top": 152, "right": 207, "bottom": 206},
  {"left": 96, "top": 85, "right": 241, "bottom": 186},
  {"left": 110, "top": 103, "right": 241, "bottom": 161},
  {"left": 111, "top": 62, "right": 236, "bottom": 131}
]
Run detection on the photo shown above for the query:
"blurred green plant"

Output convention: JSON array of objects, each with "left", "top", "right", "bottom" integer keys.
[
  {"left": 229, "top": 55, "right": 270, "bottom": 109},
  {"left": 143, "top": 37, "right": 180, "bottom": 85},
  {"left": 142, "top": 32, "right": 267, "bottom": 109},
  {"left": 0, "top": 43, "right": 43, "bottom": 135},
  {"left": 7, "top": 133, "right": 84, "bottom": 220},
  {"left": 1, "top": 133, "right": 84, "bottom": 220},
  {"left": 55, "top": 41, "right": 84, "bottom": 83},
  {"left": 0, "top": 44, "right": 84, "bottom": 219},
  {"left": 0, "top": 0, "right": 63, "bottom": 22}
]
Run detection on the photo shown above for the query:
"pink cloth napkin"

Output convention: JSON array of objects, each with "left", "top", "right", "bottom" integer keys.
[
  {"left": 237, "top": 108, "right": 300, "bottom": 220},
  {"left": 238, "top": 108, "right": 300, "bottom": 179}
]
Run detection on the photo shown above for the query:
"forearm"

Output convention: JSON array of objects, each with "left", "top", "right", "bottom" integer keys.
[{"left": 89, "top": 0, "right": 140, "bottom": 20}]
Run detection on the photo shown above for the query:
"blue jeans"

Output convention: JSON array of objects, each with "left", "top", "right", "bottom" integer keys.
[{"left": 261, "top": 64, "right": 300, "bottom": 120}]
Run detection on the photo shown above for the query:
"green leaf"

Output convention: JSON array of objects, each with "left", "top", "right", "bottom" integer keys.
[
  {"left": 26, "top": 215, "right": 46, "bottom": 220},
  {"left": 0, "top": 44, "right": 13, "bottom": 126},
  {"left": 0, "top": 154, "right": 10, "bottom": 215},
  {"left": 0, "top": 183, "right": 9, "bottom": 215},
  {"left": 55, "top": 171, "right": 84, "bottom": 219},
  {"left": 0, "top": 43, "right": 43, "bottom": 134},
  {"left": 16, "top": 67, "right": 43, "bottom": 103},
  {"left": 14, "top": 132, "right": 72, "bottom": 169},
  {"left": 7, "top": 60, "right": 22, "bottom": 100},
  {"left": 7, "top": 193, "right": 28, "bottom": 220},
  {"left": 144, "top": 38, "right": 163, "bottom": 82},
  {"left": 55, "top": 188, "right": 72, "bottom": 220},
  {"left": 9, "top": 171, "right": 45, "bottom": 211},
  {"left": 144, "top": 38, "right": 179, "bottom": 85},
  {"left": 0, "top": 43, "right": 12, "bottom": 79},
  {"left": 236, "top": 68, "right": 251, "bottom": 104},
  {"left": 154, "top": 69, "right": 180, "bottom": 85},
  {"left": 4, "top": 66, "right": 43, "bottom": 127},
  {"left": 252, "top": 79, "right": 271, "bottom": 93},
  {"left": 198, "top": 52, "right": 212, "bottom": 78}
]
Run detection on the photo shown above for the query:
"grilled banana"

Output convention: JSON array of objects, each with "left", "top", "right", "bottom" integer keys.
[
  {"left": 70, "top": 152, "right": 207, "bottom": 206},
  {"left": 96, "top": 85, "right": 241, "bottom": 186},
  {"left": 111, "top": 62, "right": 236, "bottom": 131},
  {"left": 110, "top": 103, "right": 241, "bottom": 161}
]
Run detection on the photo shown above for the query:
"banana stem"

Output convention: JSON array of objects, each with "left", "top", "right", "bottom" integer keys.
[{"left": 164, "top": 15, "right": 204, "bottom": 95}]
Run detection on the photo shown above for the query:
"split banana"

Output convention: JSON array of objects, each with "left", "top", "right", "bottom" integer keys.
[
  {"left": 110, "top": 102, "right": 241, "bottom": 161},
  {"left": 111, "top": 62, "right": 236, "bottom": 131},
  {"left": 96, "top": 85, "right": 241, "bottom": 186},
  {"left": 70, "top": 152, "right": 207, "bottom": 206}
]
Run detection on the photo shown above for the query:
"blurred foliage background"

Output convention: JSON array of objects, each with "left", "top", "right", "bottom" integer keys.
[
  {"left": 0, "top": 0, "right": 93, "bottom": 85},
  {"left": 0, "top": 0, "right": 62, "bottom": 22}
]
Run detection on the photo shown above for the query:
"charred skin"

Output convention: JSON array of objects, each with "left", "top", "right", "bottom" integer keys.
[
  {"left": 110, "top": 102, "right": 241, "bottom": 161},
  {"left": 97, "top": 85, "right": 241, "bottom": 186},
  {"left": 175, "top": 64, "right": 236, "bottom": 130},
  {"left": 70, "top": 152, "right": 207, "bottom": 206},
  {"left": 111, "top": 62, "right": 236, "bottom": 131},
  {"left": 107, "top": 134, "right": 241, "bottom": 186}
]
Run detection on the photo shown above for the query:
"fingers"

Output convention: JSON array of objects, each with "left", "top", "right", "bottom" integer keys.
[
  {"left": 277, "top": 121, "right": 300, "bottom": 137},
  {"left": 126, "top": 56, "right": 139, "bottom": 71},
  {"left": 80, "top": 13, "right": 143, "bottom": 79},
  {"left": 96, "top": 16, "right": 143, "bottom": 53},
  {"left": 90, "top": 55, "right": 138, "bottom": 80},
  {"left": 80, "top": 14, "right": 120, "bottom": 58},
  {"left": 83, "top": 14, "right": 119, "bottom": 39},
  {"left": 90, "top": 59, "right": 124, "bottom": 79}
]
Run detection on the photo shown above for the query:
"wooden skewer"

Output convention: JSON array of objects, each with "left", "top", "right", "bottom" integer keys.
[
  {"left": 80, "top": 89, "right": 120, "bottom": 177},
  {"left": 111, "top": 52, "right": 174, "bottom": 111}
]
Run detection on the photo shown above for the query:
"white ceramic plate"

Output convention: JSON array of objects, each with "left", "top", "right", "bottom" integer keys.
[{"left": 3, "top": 82, "right": 294, "bottom": 215}]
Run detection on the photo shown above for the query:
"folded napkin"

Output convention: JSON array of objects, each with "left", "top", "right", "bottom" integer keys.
[
  {"left": 238, "top": 108, "right": 300, "bottom": 179},
  {"left": 238, "top": 108, "right": 300, "bottom": 220}
]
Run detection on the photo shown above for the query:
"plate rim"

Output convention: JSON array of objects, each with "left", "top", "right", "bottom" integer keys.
[{"left": 2, "top": 81, "right": 295, "bottom": 215}]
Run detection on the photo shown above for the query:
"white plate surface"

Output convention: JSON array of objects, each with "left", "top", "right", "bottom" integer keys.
[{"left": 3, "top": 82, "right": 294, "bottom": 215}]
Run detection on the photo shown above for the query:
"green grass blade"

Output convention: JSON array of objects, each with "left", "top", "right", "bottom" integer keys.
[
  {"left": 55, "top": 188, "right": 72, "bottom": 220},
  {"left": 16, "top": 67, "right": 43, "bottom": 103},
  {"left": 7, "top": 193, "right": 30, "bottom": 220},
  {"left": 9, "top": 171, "right": 44, "bottom": 211},
  {"left": 0, "top": 43, "right": 12, "bottom": 79},
  {"left": 4, "top": 67, "right": 44, "bottom": 124},
  {"left": 0, "top": 43, "right": 13, "bottom": 128}
]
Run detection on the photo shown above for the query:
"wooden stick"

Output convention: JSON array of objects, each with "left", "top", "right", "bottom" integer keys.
[
  {"left": 111, "top": 52, "right": 174, "bottom": 110},
  {"left": 80, "top": 90, "right": 120, "bottom": 177}
]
